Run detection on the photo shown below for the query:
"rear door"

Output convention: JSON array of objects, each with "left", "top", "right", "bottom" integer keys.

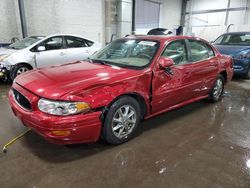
[
  {"left": 186, "top": 39, "right": 219, "bottom": 96},
  {"left": 65, "top": 36, "right": 94, "bottom": 62},
  {"left": 35, "top": 36, "right": 68, "bottom": 68}
]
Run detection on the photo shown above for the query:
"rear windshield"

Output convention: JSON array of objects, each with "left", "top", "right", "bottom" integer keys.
[{"left": 214, "top": 34, "right": 250, "bottom": 46}]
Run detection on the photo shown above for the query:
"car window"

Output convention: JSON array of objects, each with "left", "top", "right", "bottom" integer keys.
[
  {"left": 85, "top": 39, "right": 94, "bottom": 47},
  {"left": 65, "top": 36, "right": 89, "bottom": 48},
  {"left": 43, "top": 37, "right": 63, "bottom": 51},
  {"left": 214, "top": 33, "right": 250, "bottom": 46},
  {"left": 162, "top": 40, "right": 188, "bottom": 65},
  {"left": 189, "top": 40, "right": 211, "bottom": 62},
  {"left": 214, "top": 35, "right": 224, "bottom": 44},
  {"left": 206, "top": 44, "right": 215, "bottom": 57}
]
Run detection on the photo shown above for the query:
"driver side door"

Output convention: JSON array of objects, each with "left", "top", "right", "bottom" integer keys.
[
  {"left": 151, "top": 39, "right": 201, "bottom": 113},
  {"left": 35, "top": 36, "right": 68, "bottom": 68}
]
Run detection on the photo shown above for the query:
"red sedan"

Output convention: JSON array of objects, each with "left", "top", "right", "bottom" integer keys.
[{"left": 9, "top": 35, "right": 234, "bottom": 145}]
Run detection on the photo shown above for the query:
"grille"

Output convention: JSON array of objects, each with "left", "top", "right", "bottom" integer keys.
[{"left": 13, "top": 89, "right": 31, "bottom": 110}]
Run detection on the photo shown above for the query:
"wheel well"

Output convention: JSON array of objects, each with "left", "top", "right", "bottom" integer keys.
[
  {"left": 125, "top": 93, "right": 147, "bottom": 119},
  {"left": 220, "top": 71, "right": 227, "bottom": 83},
  {"left": 10, "top": 63, "right": 33, "bottom": 80},
  {"left": 16, "top": 63, "right": 33, "bottom": 70},
  {"left": 101, "top": 93, "right": 148, "bottom": 122}
]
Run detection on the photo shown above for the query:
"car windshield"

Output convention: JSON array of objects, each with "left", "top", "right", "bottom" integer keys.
[
  {"left": 8, "top": 37, "right": 43, "bottom": 50},
  {"left": 90, "top": 39, "right": 159, "bottom": 69},
  {"left": 214, "top": 33, "right": 250, "bottom": 46}
]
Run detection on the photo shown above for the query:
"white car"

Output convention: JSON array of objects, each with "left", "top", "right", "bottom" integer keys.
[{"left": 0, "top": 34, "right": 102, "bottom": 80}]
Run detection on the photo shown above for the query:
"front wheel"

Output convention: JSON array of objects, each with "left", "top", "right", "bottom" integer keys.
[
  {"left": 11, "top": 64, "right": 31, "bottom": 80},
  {"left": 102, "top": 96, "right": 141, "bottom": 145},
  {"left": 208, "top": 75, "right": 225, "bottom": 103}
]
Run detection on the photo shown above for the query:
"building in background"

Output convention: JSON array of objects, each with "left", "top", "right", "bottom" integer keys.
[
  {"left": 0, "top": 0, "right": 183, "bottom": 45},
  {"left": 184, "top": 0, "right": 250, "bottom": 41},
  {"left": 1, "top": 0, "right": 250, "bottom": 44}
]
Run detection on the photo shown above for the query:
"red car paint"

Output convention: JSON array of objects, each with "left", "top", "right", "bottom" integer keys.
[{"left": 9, "top": 35, "right": 234, "bottom": 144}]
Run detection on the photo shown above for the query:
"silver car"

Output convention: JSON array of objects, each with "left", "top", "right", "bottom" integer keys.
[{"left": 0, "top": 34, "right": 102, "bottom": 81}]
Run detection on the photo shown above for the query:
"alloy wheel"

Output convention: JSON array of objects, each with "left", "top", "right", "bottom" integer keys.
[
  {"left": 213, "top": 78, "right": 223, "bottom": 100},
  {"left": 112, "top": 105, "right": 137, "bottom": 139},
  {"left": 16, "top": 67, "right": 29, "bottom": 75}
]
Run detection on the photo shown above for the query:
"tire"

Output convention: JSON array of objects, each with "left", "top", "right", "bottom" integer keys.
[
  {"left": 102, "top": 96, "right": 141, "bottom": 145},
  {"left": 208, "top": 74, "right": 225, "bottom": 103},
  {"left": 11, "top": 64, "right": 31, "bottom": 80}
]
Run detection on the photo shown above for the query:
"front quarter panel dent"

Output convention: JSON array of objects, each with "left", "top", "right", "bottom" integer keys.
[{"left": 62, "top": 74, "right": 151, "bottom": 112}]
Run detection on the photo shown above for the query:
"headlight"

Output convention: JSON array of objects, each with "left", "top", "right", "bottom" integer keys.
[
  {"left": 0, "top": 55, "right": 10, "bottom": 62},
  {"left": 235, "top": 50, "right": 250, "bottom": 60},
  {"left": 4, "top": 64, "right": 12, "bottom": 70},
  {"left": 38, "top": 98, "right": 90, "bottom": 116}
]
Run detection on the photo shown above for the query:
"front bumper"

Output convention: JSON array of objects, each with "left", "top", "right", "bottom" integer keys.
[
  {"left": 9, "top": 82, "right": 102, "bottom": 145},
  {"left": 233, "top": 59, "right": 250, "bottom": 75}
]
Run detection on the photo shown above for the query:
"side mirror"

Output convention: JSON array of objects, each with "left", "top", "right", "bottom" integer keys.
[
  {"left": 37, "top": 46, "right": 45, "bottom": 52},
  {"left": 159, "top": 57, "right": 174, "bottom": 69},
  {"left": 158, "top": 57, "right": 174, "bottom": 75}
]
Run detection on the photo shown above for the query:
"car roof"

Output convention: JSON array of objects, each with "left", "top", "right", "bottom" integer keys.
[
  {"left": 45, "top": 34, "right": 94, "bottom": 41},
  {"left": 29, "top": 36, "right": 45, "bottom": 39},
  {"left": 122, "top": 35, "right": 208, "bottom": 43},
  {"left": 47, "top": 34, "right": 83, "bottom": 37}
]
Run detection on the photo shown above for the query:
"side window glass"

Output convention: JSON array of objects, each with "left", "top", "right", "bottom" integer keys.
[
  {"left": 66, "top": 36, "right": 88, "bottom": 48},
  {"left": 162, "top": 40, "right": 188, "bottom": 65},
  {"left": 189, "top": 40, "right": 210, "bottom": 62},
  {"left": 85, "top": 39, "right": 94, "bottom": 47},
  {"left": 206, "top": 44, "right": 215, "bottom": 57},
  {"left": 43, "top": 37, "right": 63, "bottom": 51}
]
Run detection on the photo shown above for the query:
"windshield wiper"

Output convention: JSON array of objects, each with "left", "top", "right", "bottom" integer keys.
[
  {"left": 88, "top": 58, "right": 112, "bottom": 66},
  {"left": 7, "top": 46, "right": 16, "bottom": 49},
  {"left": 86, "top": 57, "right": 93, "bottom": 63}
]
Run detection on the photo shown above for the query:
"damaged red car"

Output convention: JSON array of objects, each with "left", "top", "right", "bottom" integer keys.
[{"left": 9, "top": 35, "right": 234, "bottom": 145}]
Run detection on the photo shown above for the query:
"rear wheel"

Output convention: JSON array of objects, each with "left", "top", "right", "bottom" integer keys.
[
  {"left": 208, "top": 74, "right": 225, "bottom": 103},
  {"left": 102, "top": 96, "right": 141, "bottom": 145}
]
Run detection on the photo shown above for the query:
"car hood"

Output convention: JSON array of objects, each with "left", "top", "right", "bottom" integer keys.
[
  {"left": 214, "top": 45, "right": 250, "bottom": 56},
  {"left": 15, "top": 61, "right": 140, "bottom": 100},
  {"left": 0, "top": 48, "right": 18, "bottom": 56}
]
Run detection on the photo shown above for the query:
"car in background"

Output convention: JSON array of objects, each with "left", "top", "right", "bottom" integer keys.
[
  {"left": 213, "top": 32, "right": 250, "bottom": 79},
  {"left": 0, "top": 36, "right": 44, "bottom": 81},
  {"left": 147, "top": 27, "right": 183, "bottom": 36},
  {"left": 147, "top": 28, "right": 173, "bottom": 35},
  {"left": 9, "top": 35, "right": 233, "bottom": 145},
  {"left": 0, "top": 34, "right": 102, "bottom": 81}
]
